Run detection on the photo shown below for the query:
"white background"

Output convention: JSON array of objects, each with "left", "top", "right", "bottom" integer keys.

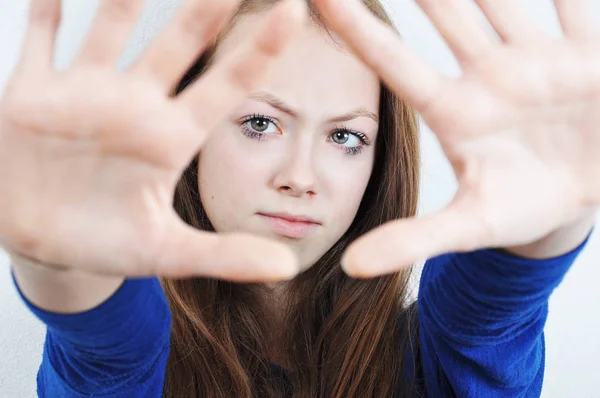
[{"left": 0, "top": 1, "right": 599, "bottom": 396}]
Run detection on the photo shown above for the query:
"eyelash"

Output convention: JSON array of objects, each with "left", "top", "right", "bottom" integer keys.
[{"left": 240, "top": 115, "right": 371, "bottom": 156}]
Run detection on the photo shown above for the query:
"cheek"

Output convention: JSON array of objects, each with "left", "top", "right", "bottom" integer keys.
[
  {"left": 197, "top": 132, "right": 267, "bottom": 229},
  {"left": 319, "top": 152, "right": 375, "bottom": 227}
]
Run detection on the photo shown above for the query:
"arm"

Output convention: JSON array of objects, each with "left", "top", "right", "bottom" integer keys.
[
  {"left": 1, "top": 0, "right": 305, "bottom": 394},
  {"left": 418, "top": 224, "right": 592, "bottom": 397},
  {"left": 11, "top": 258, "right": 171, "bottom": 398}
]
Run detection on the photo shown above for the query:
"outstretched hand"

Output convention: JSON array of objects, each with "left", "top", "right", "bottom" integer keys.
[
  {"left": 315, "top": 0, "right": 600, "bottom": 277},
  {"left": 0, "top": 0, "right": 306, "bottom": 281}
]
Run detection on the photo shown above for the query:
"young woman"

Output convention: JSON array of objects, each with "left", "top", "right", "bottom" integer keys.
[{"left": 1, "top": 0, "right": 598, "bottom": 396}]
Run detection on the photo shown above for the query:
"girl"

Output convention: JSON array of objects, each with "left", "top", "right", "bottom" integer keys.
[{"left": 2, "top": 0, "right": 599, "bottom": 396}]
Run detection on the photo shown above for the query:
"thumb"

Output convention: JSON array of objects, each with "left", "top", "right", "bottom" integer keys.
[
  {"left": 342, "top": 199, "right": 486, "bottom": 278},
  {"left": 154, "top": 216, "right": 300, "bottom": 282}
]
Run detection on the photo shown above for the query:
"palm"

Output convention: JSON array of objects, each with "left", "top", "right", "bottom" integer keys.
[
  {"left": 316, "top": 0, "right": 600, "bottom": 275},
  {"left": 1, "top": 71, "right": 192, "bottom": 275},
  {"left": 422, "top": 42, "right": 600, "bottom": 247},
  {"left": 0, "top": 0, "right": 305, "bottom": 280}
]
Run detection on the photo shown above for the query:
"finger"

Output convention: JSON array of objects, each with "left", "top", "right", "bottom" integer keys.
[
  {"left": 415, "top": 0, "right": 494, "bottom": 65},
  {"left": 156, "top": 217, "right": 300, "bottom": 281},
  {"left": 176, "top": 0, "right": 307, "bottom": 144},
  {"left": 554, "top": 0, "right": 599, "bottom": 40},
  {"left": 474, "top": 0, "right": 545, "bottom": 43},
  {"left": 341, "top": 200, "right": 487, "bottom": 278},
  {"left": 73, "top": 0, "right": 145, "bottom": 67},
  {"left": 314, "top": 0, "right": 446, "bottom": 111},
  {"left": 130, "top": 0, "right": 242, "bottom": 92},
  {"left": 19, "top": 0, "right": 61, "bottom": 71}
]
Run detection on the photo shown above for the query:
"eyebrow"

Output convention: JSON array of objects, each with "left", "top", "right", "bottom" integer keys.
[{"left": 248, "top": 91, "right": 379, "bottom": 123}]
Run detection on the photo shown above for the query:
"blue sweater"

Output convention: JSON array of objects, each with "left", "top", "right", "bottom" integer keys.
[{"left": 14, "top": 238, "right": 589, "bottom": 397}]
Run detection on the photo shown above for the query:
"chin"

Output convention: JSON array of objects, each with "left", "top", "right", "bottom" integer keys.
[{"left": 295, "top": 249, "right": 326, "bottom": 272}]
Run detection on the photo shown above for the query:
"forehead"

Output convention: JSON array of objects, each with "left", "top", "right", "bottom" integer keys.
[{"left": 215, "top": 16, "right": 381, "bottom": 117}]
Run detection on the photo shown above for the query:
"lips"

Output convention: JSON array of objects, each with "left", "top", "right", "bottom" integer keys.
[{"left": 258, "top": 212, "right": 321, "bottom": 239}]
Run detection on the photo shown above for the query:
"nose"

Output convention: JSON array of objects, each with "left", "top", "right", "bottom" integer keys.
[{"left": 272, "top": 142, "right": 317, "bottom": 198}]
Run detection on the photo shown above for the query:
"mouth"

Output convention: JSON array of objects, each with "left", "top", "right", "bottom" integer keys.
[{"left": 257, "top": 212, "right": 321, "bottom": 239}]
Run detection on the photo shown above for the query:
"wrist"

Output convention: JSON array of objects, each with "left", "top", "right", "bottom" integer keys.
[
  {"left": 504, "top": 209, "right": 596, "bottom": 259},
  {"left": 5, "top": 248, "right": 71, "bottom": 273}
]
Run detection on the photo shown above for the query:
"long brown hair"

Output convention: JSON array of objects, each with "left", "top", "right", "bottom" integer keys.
[{"left": 162, "top": 1, "right": 421, "bottom": 396}]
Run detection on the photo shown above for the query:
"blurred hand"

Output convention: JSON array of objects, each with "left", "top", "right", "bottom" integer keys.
[
  {"left": 316, "top": 0, "right": 600, "bottom": 277},
  {"left": 0, "top": 0, "right": 307, "bottom": 281}
]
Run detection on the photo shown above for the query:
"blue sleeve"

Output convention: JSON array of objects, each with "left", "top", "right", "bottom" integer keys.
[
  {"left": 418, "top": 234, "right": 590, "bottom": 397},
  {"left": 13, "top": 276, "right": 171, "bottom": 398}
]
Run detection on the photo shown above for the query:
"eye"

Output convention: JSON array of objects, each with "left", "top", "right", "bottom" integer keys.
[
  {"left": 241, "top": 115, "right": 279, "bottom": 139},
  {"left": 249, "top": 117, "right": 277, "bottom": 133},
  {"left": 329, "top": 127, "right": 371, "bottom": 156},
  {"left": 332, "top": 130, "right": 360, "bottom": 147}
]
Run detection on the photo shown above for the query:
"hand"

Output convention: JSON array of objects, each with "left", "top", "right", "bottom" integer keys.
[
  {"left": 315, "top": 0, "right": 600, "bottom": 277},
  {"left": 0, "top": 0, "right": 306, "bottom": 281}
]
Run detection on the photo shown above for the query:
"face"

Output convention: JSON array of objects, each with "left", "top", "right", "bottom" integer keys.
[{"left": 198, "top": 16, "right": 381, "bottom": 270}]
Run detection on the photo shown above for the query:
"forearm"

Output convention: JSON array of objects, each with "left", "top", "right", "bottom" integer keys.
[
  {"left": 11, "top": 260, "right": 171, "bottom": 397},
  {"left": 10, "top": 253, "right": 124, "bottom": 314},
  {"left": 419, "top": 230, "right": 590, "bottom": 344},
  {"left": 504, "top": 210, "right": 596, "bottom": 259},
  {"left": 31, "top": 275, "right": 170, "bottom": 398},
  {"left": 418, "top": 237, "right": 590, "bottom": 395}
]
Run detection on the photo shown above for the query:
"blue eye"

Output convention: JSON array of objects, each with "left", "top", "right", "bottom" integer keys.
[{"left": 241, "top": 114, "right": 279, "bottom": 139}]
